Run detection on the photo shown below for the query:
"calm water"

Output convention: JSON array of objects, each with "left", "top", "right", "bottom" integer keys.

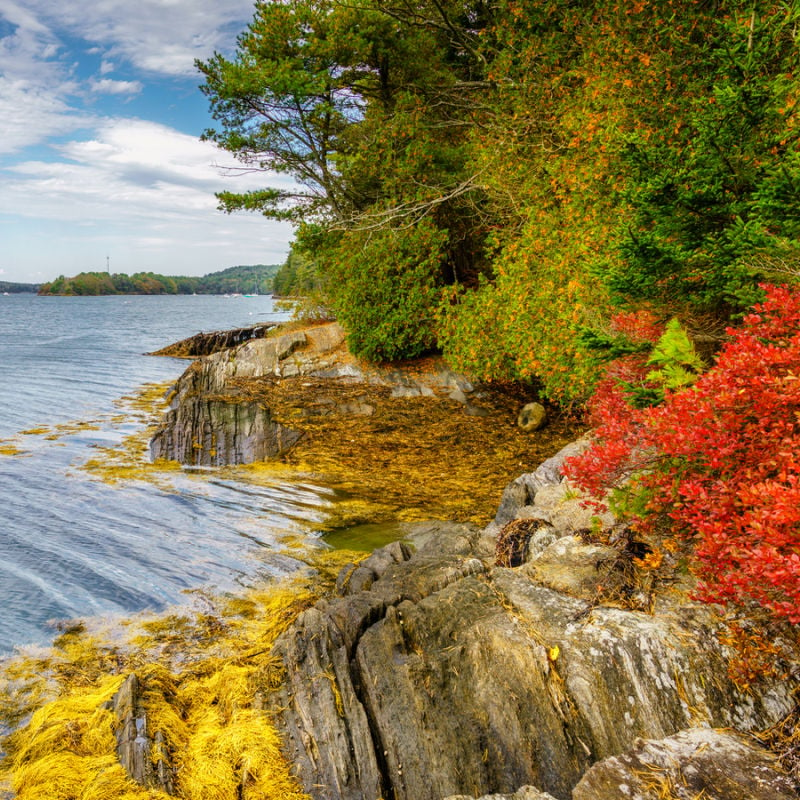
[{"left": 0, "top": 294, "right": 338, "bottom": 654}]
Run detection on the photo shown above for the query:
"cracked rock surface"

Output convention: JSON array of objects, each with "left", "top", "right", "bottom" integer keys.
[{"left": 273, "top": 443, "right": 797, "bottom": 800}]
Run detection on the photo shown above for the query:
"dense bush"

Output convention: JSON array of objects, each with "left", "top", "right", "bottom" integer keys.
[
  {"left": 564, "top": 285, "right": 800, "bottom": 622},
  {"left": 325, "top": 220, "right": 447, "bottom": 362}
]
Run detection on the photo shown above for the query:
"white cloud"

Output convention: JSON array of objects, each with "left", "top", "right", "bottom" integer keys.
[
  {"left": 0, "top": 0, "right": 255, "bottom": 154},
  {"left": 90, "top": 78, "right": 142, "bottom": 95},
  {"left": 0, "top": 2, "right": 92, "bottom": 153},
  {"left": 0, "top": 79, "right": 89, "bottom": 154},
  {"left": 4, "top": 118, "right": 292, "bottom": 221},
  {"left": 0, "top": 0, "right": 50, "bottom": 35},
  {"left": 24, "top": 0, "right": 255, "bottom": 77},
  {"left": 0, "top": 119, "right": 294, "bottom": 278}
]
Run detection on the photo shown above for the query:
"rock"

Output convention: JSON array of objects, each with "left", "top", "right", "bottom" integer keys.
[
  {"left": 521, "top": 535, "right": 623, "bottom": 599},
  {"left": 572, "top": 727, "right": 798, "bottom": 800},
  {"left": 147, "top": 324, "right": 277, "bottom": 358},
  {"left": 149, "top": 325, "right": 348, "bottom": 465},
  {"left": 107, "top": 673, "right": 176, "bottom": 795},
  {"left": 150, "top": 394, "right": 302, "bottom": 465},
  {"left": 445, "top": 788, "right": 558, "bottom": 800},
  {"left": 448, "top": 387, "right": 469, "bottom": 404},
  {"left": 148, "top": 321, "right": 490, "bottom": 466},
  {"left": 494, "top": 438, "right": 592, "bottom": 525},
  {"left": 517, "top": 402, "right": 547, "bottom": 432},
  {"left": 274, "top": 523, "right": 795, "bottom": 800}
]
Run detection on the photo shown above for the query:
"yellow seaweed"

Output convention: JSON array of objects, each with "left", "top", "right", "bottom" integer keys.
[{"left": 0, "top": 550, "right": 361, "bottom": 800}]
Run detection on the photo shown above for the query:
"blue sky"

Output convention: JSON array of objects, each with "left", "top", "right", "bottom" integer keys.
[{"left": 0, "top": 0, "right": 295, "bottom": 284}]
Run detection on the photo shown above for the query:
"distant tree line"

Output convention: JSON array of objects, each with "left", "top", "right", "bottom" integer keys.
[
  {"left": 38, "top": 264, "right": 281, "bottom": 296},
  {"left": 0, "top": 281, "right": 39, "bottom": 293}
]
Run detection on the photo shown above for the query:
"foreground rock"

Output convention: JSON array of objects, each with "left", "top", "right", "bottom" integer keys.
[
  {"left": 446, "top": 729, "right": 797, "bottom": 800},
  {"left": 108, "top": 673, "right": 175, "bottom": 794},
  {"left": 272, "top": 443, "right": 798, "bottom": 800}
]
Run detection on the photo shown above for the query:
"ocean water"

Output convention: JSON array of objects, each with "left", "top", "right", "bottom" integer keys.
[{"left": 0, "top": 294, "right": 337, "bottom": 654}]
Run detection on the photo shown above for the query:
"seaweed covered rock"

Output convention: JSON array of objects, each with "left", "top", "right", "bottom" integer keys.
[
  {"left": 149, "top": 325, "right": 325, "bottom": 465},
  {"left": 107, "top": 673, "right": 176, "bottom": 794},
  {"left": 148, "top": 322, "right": 568, "bottom": 486},
  {"left": 147, "top": 323, "right": 278, "bottom": 358}
]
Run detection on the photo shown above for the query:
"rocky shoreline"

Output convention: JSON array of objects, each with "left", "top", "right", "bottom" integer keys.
[
  {"left": 147, "top": 321, "right": 579, "bottom": 525},
  {"left": 270, "top": 442, "right": 796, "bottom": 800},
  {"left": 149, "top": 321, "right": 495, "bottom": 467},
  {"left": 134, "top": 321, "right": 800, "bottom": 799}
]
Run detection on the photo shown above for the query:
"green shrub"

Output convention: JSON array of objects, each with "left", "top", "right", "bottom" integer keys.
[{"left": 326, "top": 220, "right": 447, "bottom": 362}]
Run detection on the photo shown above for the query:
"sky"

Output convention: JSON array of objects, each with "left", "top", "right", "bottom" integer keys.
[{"left": 0, "top": 0, "right": 295, "bottom": 284}]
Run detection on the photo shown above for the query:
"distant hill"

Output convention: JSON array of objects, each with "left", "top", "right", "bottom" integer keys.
[
  {"left": 0, "top": 281, "right": 39, "bottom": 293},
  {"left": 38, "top": 264, "right": 281, "bottom": 296}
]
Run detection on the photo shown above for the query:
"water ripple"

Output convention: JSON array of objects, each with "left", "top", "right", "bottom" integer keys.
[{"left": 0, "top": 294, "right": 332, "bottom": 654}]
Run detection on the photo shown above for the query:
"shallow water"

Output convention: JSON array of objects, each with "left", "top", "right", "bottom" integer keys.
[{"left": 0, "top": 294, "right": 342, "bottom": 654}]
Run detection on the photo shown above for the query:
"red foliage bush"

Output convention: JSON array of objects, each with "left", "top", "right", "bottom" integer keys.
[{"left": 565, "top": 285, "right": 800, "bottom": 622}]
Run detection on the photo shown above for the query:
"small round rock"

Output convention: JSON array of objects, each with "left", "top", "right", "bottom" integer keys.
[{"left": 517, "top": 402, "right": 547, "bottom": 432}]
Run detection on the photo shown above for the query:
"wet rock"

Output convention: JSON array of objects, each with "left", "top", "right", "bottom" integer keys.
[
  {"left": 148, "top": 324, "right": 277, "bottom": 358},
  {"left": 149, "top": 322, "right": 488, "bottom": 466},
  {"left": 572, "top": 727, "right": 798, "bottom": 800},
  {"left": 108, "top": 673, "right": 175, "bottom": 795},
  {"left": 150, "top": 394, "right": 302, "bottom": 465}
]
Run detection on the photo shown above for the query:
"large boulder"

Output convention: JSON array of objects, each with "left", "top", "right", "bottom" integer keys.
[
  {"left": 273, "top": 508, "right": 795, "bottom": 800},
  {"left": 148, "top": 322, "right": 489, "bottom": 466}
]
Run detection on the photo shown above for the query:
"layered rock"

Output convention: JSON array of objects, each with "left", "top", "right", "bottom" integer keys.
[
  {"left": 150, "top": 392, "right": 302, "bottom": 465},
  {"left": 150, "top": 322, "right": 491, "bottom": 466},
  {"left": 147, "top": 323, "right": 277, "bottom": 358},
  {"left": 108, "top": 673, "right": 176, "bottom": 794},
  {"left": 272, "top": 443, "right": 798, "bottom": 800}
]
